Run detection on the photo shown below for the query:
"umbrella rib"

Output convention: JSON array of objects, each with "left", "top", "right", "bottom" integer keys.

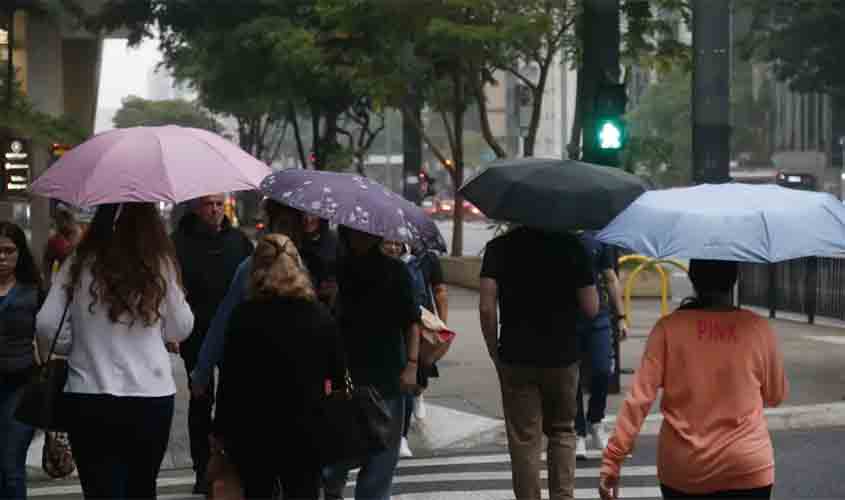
[
  {"left": 80, "top": 130, "right": 133, "bottom": 207},
  {"left": 153, "top": 131, "right": 175, "bottom": 202},
  {"left": 758, "top": 211, "right": 773, "bottom": 263},
  {"left": 189, "top": 131, "right": 257, "bottom": 192}
]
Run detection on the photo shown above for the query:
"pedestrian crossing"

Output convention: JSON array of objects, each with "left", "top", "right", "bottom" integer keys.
[{"left": 27, "top": 449, "right": 661, "bottom": 499}]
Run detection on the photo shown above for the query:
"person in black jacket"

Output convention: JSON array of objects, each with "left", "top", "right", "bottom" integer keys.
[
  {"left": 170, "top": 194, "right": 253, "bottom": 494},
  {"left": 213, "top": 233, "right": 344, "bottom": 499},
  {"left": 0, "top": 222, "right": 43, "bottom": 500}
]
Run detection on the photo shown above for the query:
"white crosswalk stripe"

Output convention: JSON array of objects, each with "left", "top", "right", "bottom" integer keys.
[{"left": 27, "top": 449, "right": 660, "bottom": 500}]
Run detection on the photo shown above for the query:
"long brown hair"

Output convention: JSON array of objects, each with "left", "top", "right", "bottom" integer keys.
[
  {"left": 249, "top": 234, "right": 316, "bottom": 301},
  {"left": 68, "top": 203, "right": 180, "bottom": 327}
]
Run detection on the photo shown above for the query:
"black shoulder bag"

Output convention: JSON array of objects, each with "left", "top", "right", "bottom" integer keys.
[
  {"left": 308, "top": 372, "right": 393, "bottom": 468},
  {"left": 15, "top": 299, "right": 71, "bottom": 431}
]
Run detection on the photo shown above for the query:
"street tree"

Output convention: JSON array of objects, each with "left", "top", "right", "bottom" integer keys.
[
  {"left": 91, "top": 0, "right": 386, "bottom": 173},
  {"left": 624, "top": 61, "right": 772, "bottom": 187},
  {"left": 112, "top": 95, "right": 221, "bottom": 131},
  {"left": 477, "top": 0, "right": 580, "bottom": 158},
  {"left": 319, "top": 0, "right": 509, "bottom": 256},
  {"left": 741, "top": 0, "right": 845, "bottom": 96}
]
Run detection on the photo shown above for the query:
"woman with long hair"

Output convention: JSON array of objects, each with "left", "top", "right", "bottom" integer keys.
[
  {"left": 212, "top": 233, "right": 344, "bottom": 499},
  {"left": 599, "top": 259, "right": 788, "bottom": 500},
  {"left": 36, "top": 203, "right": 194, "bottom": 499},
  {"left": 0, "top": 222, "right": 42, "bottom": 499}
]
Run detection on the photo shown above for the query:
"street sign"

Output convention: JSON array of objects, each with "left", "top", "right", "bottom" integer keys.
[{"left": 2, "top": 136, "right": 30, "bottom": 198}]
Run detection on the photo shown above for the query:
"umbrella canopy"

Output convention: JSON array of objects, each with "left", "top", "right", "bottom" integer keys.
[
  {"left": 31, "top": 126, "right": 272, "bottom": 207},
  {"left": 260, "top": 169, "right": 447, "bottom": 252},
  {"left": 597, "top": 183, "right": 845, "bottom": 263},
  {"left": 459, "top": 158, "right": 649, "bottom": 232}
]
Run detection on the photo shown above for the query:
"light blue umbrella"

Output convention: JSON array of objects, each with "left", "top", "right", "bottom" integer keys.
[{"left": 597, "top": 183, "right": 845, "bottom": 263}]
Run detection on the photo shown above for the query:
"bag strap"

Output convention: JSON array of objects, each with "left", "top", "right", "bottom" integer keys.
[
  {"left": 45, "top": 298, "right": 71, "bottom": 363},
  {"left": 428, "top": 285, "right": 440, "bottom": 321}
]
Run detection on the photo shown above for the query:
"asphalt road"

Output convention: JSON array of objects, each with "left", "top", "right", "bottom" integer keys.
[{"left": 29, "top": 428, "right": 845, "bottom": 499}]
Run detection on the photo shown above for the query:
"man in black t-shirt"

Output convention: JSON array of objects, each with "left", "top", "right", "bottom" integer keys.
[{"left": 480, "top": 226, "right": 599, "bottom": 500}]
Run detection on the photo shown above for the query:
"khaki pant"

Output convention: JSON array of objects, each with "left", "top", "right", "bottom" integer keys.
[{"left": 498, "top": 362, "right": 579, "bottom": 500}]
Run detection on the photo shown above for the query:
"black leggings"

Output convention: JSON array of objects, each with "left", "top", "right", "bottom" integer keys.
[
  {"left": 661, "top": 484, "right": 773, "bottom": 499},
  {"left": 64, "top": 393, "right": 174, "bottom": 499}
]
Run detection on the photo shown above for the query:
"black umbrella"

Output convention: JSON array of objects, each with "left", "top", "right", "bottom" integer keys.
[{"left": 459, "top": 158, "right": 649, "bottom": 232}]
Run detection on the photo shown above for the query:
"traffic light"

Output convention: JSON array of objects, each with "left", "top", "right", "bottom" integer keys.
[{"left": 594, "top": 84, "right": 627, "bottom": 153}]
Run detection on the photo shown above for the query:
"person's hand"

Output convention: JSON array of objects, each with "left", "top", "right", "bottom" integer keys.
[
  {"left": 599, "top": 474, "right": 619, "bottom": 500},
  {"left": 400, "top": 363, "right": 419, "bottom": 393},
  {"left": 191, "top": 382, "right": 209, "bottom": 399},
  {"left": 165, "top": 342, "right": 180, "bottom": 354},
  {"left": 617, "top": 319, "right": 629, "bottom": 341}
]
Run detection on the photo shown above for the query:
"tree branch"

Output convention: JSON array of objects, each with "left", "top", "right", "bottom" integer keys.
[{"left": 475, "top": 81, "right": 508, "bottom": 159}]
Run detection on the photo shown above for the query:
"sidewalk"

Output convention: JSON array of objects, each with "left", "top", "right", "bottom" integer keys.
[{"left": 414, "top": 286, "right": 845, "bottom": 451}]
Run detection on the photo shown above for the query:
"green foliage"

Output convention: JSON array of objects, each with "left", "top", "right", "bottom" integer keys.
[
  {"left": 623, "top": 69, "right": 691, "bottom": 187},
  {"left": 0, "top": 64, "right": 85, "bottom": 145},
  {"left": 741, "top": 0, "right": 845, "bottom": 95},
  {"left": 112, "top": 95, "right": 221, "bottom": 131},
  {"left": 624, "top": 60, "right": 774, "bottom": 187},
  {"left": 621, "top": 0, "right": 692, "bottom": 73}
]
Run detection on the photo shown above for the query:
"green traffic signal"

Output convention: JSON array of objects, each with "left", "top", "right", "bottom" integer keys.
[{"left": 597, "top": 119, "right": 624, "bottom": 150}]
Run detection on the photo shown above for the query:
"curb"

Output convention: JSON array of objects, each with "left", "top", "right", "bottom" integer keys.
[{"left": 434, "top": 401, "right": 845, "bottom": 452}]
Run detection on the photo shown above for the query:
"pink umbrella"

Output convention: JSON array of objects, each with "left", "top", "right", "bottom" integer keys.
[{"left": 31, "top": 126, "right": 272, "bottom": 206}]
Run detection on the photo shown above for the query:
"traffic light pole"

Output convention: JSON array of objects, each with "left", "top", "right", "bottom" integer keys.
[
  {"left": 692, "top": 0, "right": 732, "bottom": 184},
  {"left": 580, "top": 0, "right": 621, "bottom": 167}
]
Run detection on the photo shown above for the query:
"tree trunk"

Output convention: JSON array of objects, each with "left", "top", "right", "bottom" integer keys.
[
  {"left": 476, "top": 84, "right": 507, "bottom": 159},
  {"left": 524, "top": 69, "right": 550, "bottom": 157},
  {"left": 451, "top": 77, "right": 466, "bottom": 257},
  {"left": 288, "top": 103, "right": 307, "bottom": 168},
  {"left": 310, "top": 108, "right": 321, "bottom": 169}
]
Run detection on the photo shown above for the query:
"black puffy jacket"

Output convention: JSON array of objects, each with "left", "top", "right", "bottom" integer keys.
[{"left": 171, "top": 213, "right": 253, "bottom": 356}]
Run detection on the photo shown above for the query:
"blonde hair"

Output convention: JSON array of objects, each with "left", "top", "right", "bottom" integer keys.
[{"left": 248, "top": 234, "right": 316, "bottom": 301}]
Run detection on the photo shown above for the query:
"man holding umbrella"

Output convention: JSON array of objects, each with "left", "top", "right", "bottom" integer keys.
[
  {"left": 463, "top": 158, "right": 647, "bottom": 500},
  {"left": 480, "top": 227, "right": 599, "bottom": 500}
]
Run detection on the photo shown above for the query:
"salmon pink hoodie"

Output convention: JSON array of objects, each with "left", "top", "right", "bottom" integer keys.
[{"left": 601, "top": 309, "right": 788, "bottom": 494}]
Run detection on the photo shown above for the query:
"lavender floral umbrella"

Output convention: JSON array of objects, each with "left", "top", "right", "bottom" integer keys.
[{"left": 260, "top": 169, "right": 446, "bottom": 252}]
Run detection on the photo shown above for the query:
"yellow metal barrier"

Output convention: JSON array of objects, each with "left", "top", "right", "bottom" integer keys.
[{"left": 620, "top": 255, "right": 688, "bottom": 322}]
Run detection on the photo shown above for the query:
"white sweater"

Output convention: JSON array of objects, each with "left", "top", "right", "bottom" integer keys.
[{"left": 36, "top": 260, "right": 194, "bottom": 397}]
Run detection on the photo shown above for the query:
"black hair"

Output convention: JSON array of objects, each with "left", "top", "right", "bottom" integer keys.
[
  {"left": 0, "top": 221, "right": 42, "bottom": 290},
  {"left": 678, "top": 259, "right": 739, "bottom": 310}
]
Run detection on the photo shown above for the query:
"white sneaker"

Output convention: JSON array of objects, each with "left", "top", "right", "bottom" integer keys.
[
  {"left": 399, "top": 437, "right": 413, "bottom": 458},
  {"left": 576, "top": 436, "right": 587, "bottom": 460},
  {"left": 590, "top": 422, "right": 609, "bottom": 451},
  {"left": 413, "top": 394, "right": 427, "bottom": 421}
]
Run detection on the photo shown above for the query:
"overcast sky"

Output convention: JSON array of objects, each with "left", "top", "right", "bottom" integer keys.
[{"left": 97, "top": 38, "right": 162, "bottom": 109}]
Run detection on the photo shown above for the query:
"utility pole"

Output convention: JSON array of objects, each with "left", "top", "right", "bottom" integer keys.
[
  {"left": 692, "top": 0, "right": 732, "bottom": 184},
  {"left": 580, "top": 0, "right": 621, "bottom": 167}
]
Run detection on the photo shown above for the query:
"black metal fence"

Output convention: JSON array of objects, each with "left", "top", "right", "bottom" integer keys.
[{"left": 738, "top": 257, "right": 845, "bottom": 323}]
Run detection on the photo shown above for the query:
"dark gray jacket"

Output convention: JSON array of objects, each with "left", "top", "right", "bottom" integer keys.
[{"left": 0, "top": 284, "right": 42, "bottom": 375}]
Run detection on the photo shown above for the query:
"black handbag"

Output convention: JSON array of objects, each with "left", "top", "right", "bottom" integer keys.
[
  {"left": 15, "top": 300, "right": 70, "bottom": 431},
  {"left": 309, "top": 375, "right": 394, "bottom": 467}
]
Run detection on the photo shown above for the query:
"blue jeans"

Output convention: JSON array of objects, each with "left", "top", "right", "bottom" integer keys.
[
  {"left": 575, "top": 324, "right": 613, "bottom": 436},
  {"left": 0, "top": 377, "right": 35, "bottom": 500},
  {"left": 323, "top": 396, "right": 405, "bottom": 500}
]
